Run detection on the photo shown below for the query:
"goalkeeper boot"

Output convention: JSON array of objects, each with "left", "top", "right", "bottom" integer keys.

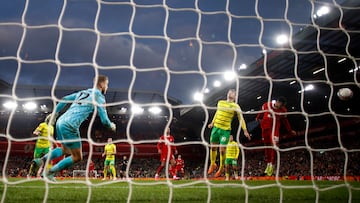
[
  {"left": 42, "top": 170, "right": 56, "bottom": 182},
  {"left": 266, "top": 164, "right": 274, "bottom": 176},
  {"left": 207, "top": 163, "right": 217, "bottom": 175}
]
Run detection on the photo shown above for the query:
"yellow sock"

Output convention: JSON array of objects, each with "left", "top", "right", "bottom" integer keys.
[
  {"left": 29, "top": 163, "right": 34, "bottom": 175},
  {"left": 210, "top": 150, "right": 217, "bottom": 165},
  {"left": 103, "top": 167, "right": 107, "bottom": 178},
  {"left": 110, "top": 165, "right": 116, "bottom": 178},
  {"left": 225, "top": 173, "right": 229, "bottom": 179},
  {"left": 219, "top": 153, "right": 225, "bottom": 169}
]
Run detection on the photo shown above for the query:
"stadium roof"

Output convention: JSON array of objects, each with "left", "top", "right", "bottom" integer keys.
[{"left": 184, "top": 0, "right": 360, "bottom": 117}]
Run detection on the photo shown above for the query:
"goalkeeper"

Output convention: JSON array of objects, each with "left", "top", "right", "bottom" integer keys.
[
  {"left": 207, "top": 89, "right": 250, "bottom": 178},
  {"left": 33, "top": 75, "right": 116, "bottom": 181},
  {"left": 27, "top": 114, "right": 54, "bottom": 178}
]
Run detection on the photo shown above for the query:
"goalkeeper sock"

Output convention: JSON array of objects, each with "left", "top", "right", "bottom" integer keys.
[
  {"left": 49, "top": 156, "right": 73, "bottom": 173},
  {"left": 210, "top": 150, "right": 217, "bottom": 165},
  {"left": 43, "top": 148, "right": 63, "bottom": 162}
]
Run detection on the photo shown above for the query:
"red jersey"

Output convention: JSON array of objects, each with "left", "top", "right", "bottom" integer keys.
[
  {"left": 175, "top": 158, "right": 184, "bottom": 170},
  {"left": 157, "top": 135, "right": 176, "bottom": 162},
  {"left": 256, "top": 101, "right": 292, "bottom": 136},
  {"left": 89, "top": 161, "right": 95, "bottom": 171}
]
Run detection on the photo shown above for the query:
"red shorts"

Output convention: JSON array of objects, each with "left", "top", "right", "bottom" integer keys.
[
  {"left": 176, "top": 166, "right": 184, "bottom": 172},
  {"left": 262, "top": 128, "right": 279, "bottom": 144},
  {"left": 160, "top": 153, "right": 174, "bottom": 162}
]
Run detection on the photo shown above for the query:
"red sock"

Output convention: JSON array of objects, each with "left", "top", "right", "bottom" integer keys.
[
  {"left": 156, "top": 165, "right": 164, "bottom": 175},
  {"left": 270, "top": 149, "right": 275, "bottom": 164},
  {"left": 265, "top": 148, "right": 270, "bottom": 163},
  {"left": 169, "top": 167, "right": 176, "bottom": 177}
]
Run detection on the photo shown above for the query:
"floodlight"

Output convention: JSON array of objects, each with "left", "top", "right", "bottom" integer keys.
[
  {"left": 223, "top": 71, "right": 236, "bottom": 81},
  {"left": 131, "top": 105, "right": 144, "bottom": 114},
  {"left": 3, "top": 101, "right": 17, "bottom": 109},
  {"left": 149, "top": 106, "right": 162, "bottom": 115},
  {"left": 276, "top": 34, "right": 288, "bottom": 45},
  {"left": 213, "top": 80, "right": 221, "bottom": 87},
  {"left": 23, "top": 102, "right": 37, "bottom": 110},
  {"left": 193, "top": 92, "right": 203, "bottom": 101}
]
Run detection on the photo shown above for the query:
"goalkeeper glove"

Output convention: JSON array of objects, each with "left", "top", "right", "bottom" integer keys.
[{"left": 110, "top": 122, "right": 116, "bottom": 132}]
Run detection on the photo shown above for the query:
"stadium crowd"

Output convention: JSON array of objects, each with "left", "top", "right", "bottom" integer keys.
[{"left": 1, "top": 148, "right": 359, "bottom": 179}]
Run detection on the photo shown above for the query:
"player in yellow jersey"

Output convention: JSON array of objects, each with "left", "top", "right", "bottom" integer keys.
[
  {"left": 207, "top": 89, "right": 251, "bottom": 178},
  {"left": 28, "top": 114, "right": 54, "bottom": 178},
  {"left": 102, "top": 138, "right": 117, "bottom": 180},
  {"left": 225, "top": 135, "right": 240, "bottom": 181}
]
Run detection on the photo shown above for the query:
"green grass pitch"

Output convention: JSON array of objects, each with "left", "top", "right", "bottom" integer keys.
[{"left": 1, "top": 178, "right": 360, "bottom": 203}]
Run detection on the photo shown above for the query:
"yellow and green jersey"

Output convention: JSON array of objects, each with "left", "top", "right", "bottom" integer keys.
[
  {"left": 104, "top": 143, "right": 116, "bottom": 161},
  {"left": 226, "top": 141, "right": 240, "bottom": 159},
  {"left": 212, "top": 100, "right": 247, "bottom": 131},
  {"left": 35, "top": 122, "right": 54, "bottom": 148}
]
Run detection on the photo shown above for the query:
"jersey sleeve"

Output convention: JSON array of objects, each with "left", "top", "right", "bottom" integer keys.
[
  {"left": 171, "top": 136, "right": 177, "bottom": 152},
  {"left": 235, "top": 144, "right": 240, "bottom": 159},
  {"left": 280, "top": 108, "right": 293, "bottom": 133},
  {"left": 236, "top": 104, "right": 248, "bottom": 131},
  {"left": 211, "top": 102, "right": 219, "bottom": 123},
  {"left": 94, "top": 90, "right": 112, "bottom": 128},
  {"left": 157, "top": 136, "right": 163, "bottom": 150},
  {"left": 55, "top": 92, "right": 78, "bottom": 114},
  {"left": 34, "top": 122, "right": 45, "bottom": 133},
  {"left": 256, "top": 103, "right": 266, "bottom": 120}
]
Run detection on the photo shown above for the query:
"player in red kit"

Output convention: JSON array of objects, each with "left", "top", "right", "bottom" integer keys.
[
  {"left": 256, "top": 97, "right": 296, "bottom": 176},
  {"left": 155, "top": 127, "right": 178, "bottom": 180},
  {"left": 175, "top": 154, "right": 185, "bottom": 179},
  {"left": 88, "top": 160, "right": 96, "bottom": 178}
]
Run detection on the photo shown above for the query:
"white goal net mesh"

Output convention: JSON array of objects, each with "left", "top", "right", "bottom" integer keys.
[{"left": 0, "top": 0, "right": 359, "bottom": 202}]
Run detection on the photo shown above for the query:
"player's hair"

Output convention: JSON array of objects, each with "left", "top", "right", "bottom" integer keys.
[
  {"left": 96, "top": 75, "right": 108, "bottom": 85},
  {"left": 277, "top": 96, "right": 287, "bottom": 105},
  {"left": 228, "top": 89, "right": 236, "bottom": 93},
  {"left": 44, "top": 114, "right": 51, "bottom": 123},
  {"left": 228, "top": 89, "right": 237, "bottom": 97},
  {"left": 44, "top": 114, "right": 55, "bottom": 126}
]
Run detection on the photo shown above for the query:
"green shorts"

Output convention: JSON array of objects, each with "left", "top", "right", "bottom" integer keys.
[
  {"left": 225, "top": 158, "right": 238, "bottom": 166},
  {"left": 104, "top": 159, "right": 115, "bottom": 167},
  {"left": 210, "top": 127, "right": 230, "bottom": 145},
  {"left": 33, "top": 146, "right": 50, "bottom": 159}
]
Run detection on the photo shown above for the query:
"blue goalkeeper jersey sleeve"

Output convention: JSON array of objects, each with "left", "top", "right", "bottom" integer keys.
[{"left": 55, "top": 88, "right": 112, "bottom": 129}]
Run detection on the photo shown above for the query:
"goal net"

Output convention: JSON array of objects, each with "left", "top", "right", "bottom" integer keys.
[{"left": 0, "top": 0, "right": 359, "bottom": 202}]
